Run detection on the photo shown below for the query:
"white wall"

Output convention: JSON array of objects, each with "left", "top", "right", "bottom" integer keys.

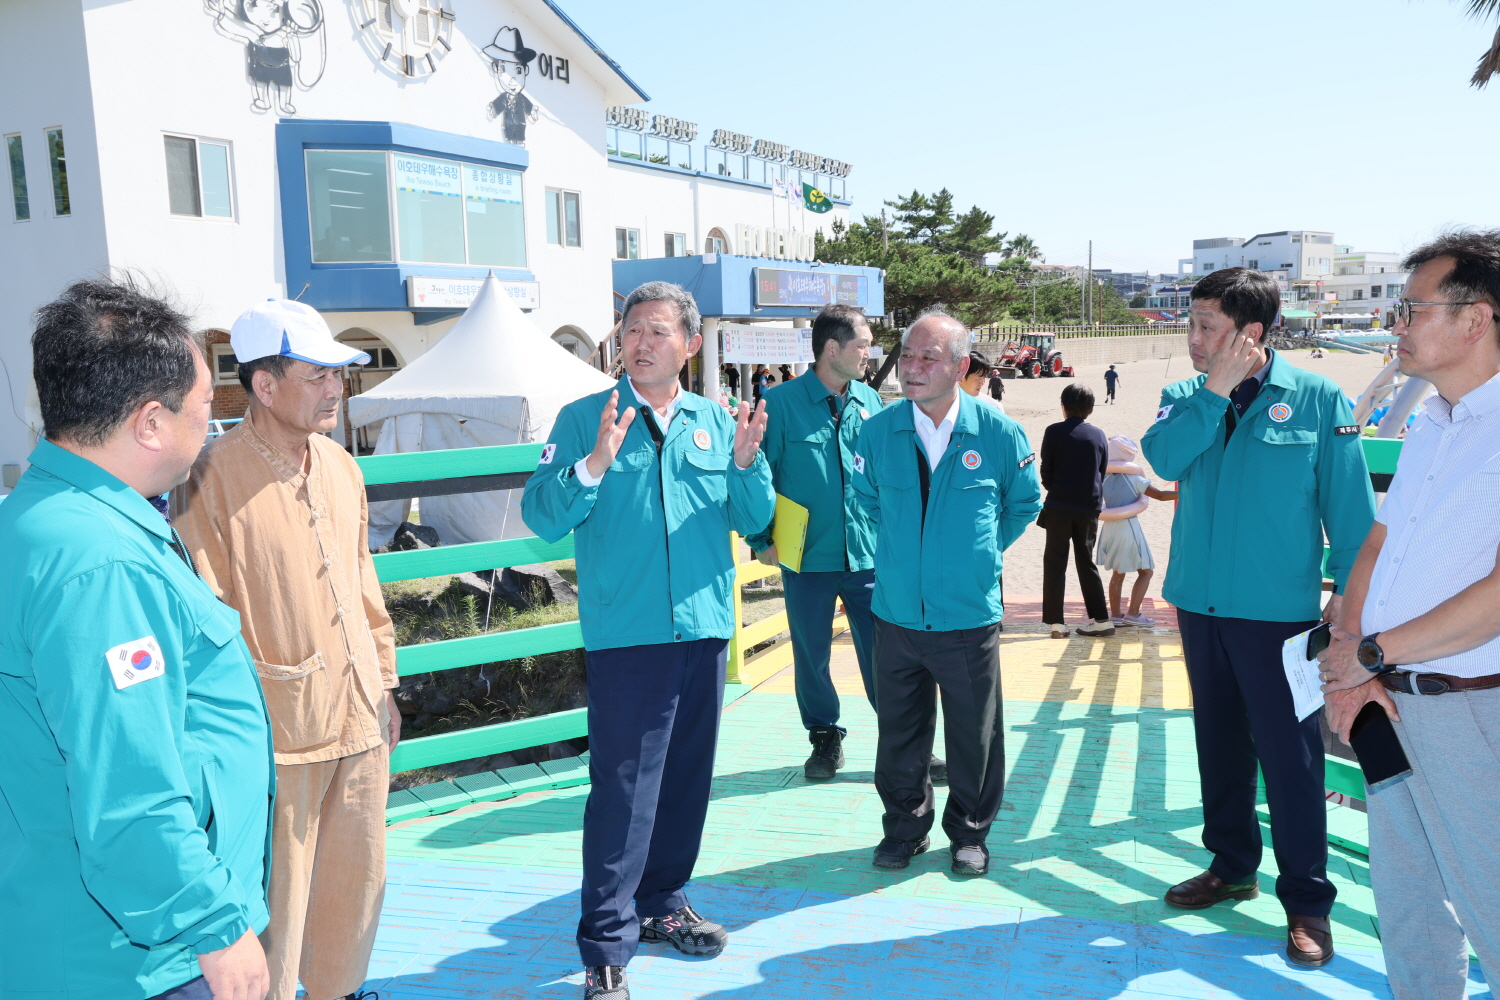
[{"left": 0, "top": 1, "right": 111, "bottom": 470}]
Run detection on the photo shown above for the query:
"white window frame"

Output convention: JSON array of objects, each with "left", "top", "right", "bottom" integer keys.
[
  {"left": 165, "top": 133, "right": 237, "bottom": 221},
  {"left": 614, "top": 227, "right": 639, "bottom": 260},
  {"left": 547, "top": 188, "right": 581, "bottom": 248},
  {"left": 210, "top": 343, "right": 241, "bottom": 385},
  {"left": 664, "top": 232, "right": 685, "bottom": 257}
]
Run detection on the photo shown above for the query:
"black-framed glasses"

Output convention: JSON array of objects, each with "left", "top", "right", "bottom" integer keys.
[{"left": 1396, "top": 298, "right": 1476, "bottom": 325}]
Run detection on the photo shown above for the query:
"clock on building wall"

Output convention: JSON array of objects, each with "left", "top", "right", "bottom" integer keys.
[{"left": 354, "top": 0, "right": 456, "bottom": 77}]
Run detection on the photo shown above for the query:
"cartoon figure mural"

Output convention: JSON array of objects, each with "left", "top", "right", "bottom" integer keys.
[
  {"left": 483, "top": 26, "right": 539, "bottom": 144},
  {"left": 204, "top": 0, "right": 327, "bottom": 114}
]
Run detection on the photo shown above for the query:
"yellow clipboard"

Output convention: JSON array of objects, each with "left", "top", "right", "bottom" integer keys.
[{"left": 770, "top": 494, "right": 810, "bottom": 573}]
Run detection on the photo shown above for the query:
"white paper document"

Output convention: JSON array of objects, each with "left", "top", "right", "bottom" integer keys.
[{"left": 1282, "top": 629, "right": 1326, "bottom": 721}]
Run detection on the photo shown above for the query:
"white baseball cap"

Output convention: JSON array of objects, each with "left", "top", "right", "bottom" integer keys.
[{"left": 229, "top": 298, "right": 371, "bottom": 368}]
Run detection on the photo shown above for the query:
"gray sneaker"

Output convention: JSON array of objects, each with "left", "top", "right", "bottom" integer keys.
[
  {"left": 584, "top": 966, "right": 628, "bottom": 1000},
  {"left": 640, "top": 904, "right": 728, "bottom": 956}
]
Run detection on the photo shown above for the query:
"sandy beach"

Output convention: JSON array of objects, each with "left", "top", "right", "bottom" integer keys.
[{"left": 991, "top": 345, "right": 1394, "bottom": 614}]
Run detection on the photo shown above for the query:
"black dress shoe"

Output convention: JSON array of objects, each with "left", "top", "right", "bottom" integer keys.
[
  {"left": 804, "top": 726, "right": 845, "bottom": 780},
  {"left": 951, "top": 841, "right": 989, "bottom": 875},
  {"left": 872, "top": 835, "right": 930, "bottom": 869},
  {"left": 1286, "top": 915, "right": 1334, "bottom": 967},
  {"left": 1164, "top": 871, "right": 1260, "bottom": 910}
]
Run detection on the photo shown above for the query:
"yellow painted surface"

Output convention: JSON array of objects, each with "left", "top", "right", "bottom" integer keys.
[{"left": 758, "top": 623, "right": 1192, "bottom": 710}]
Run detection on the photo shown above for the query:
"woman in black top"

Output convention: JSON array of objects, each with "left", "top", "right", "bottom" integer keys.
[{"left": 1038, "top": 383, "right": 1115, "bottom": 638}]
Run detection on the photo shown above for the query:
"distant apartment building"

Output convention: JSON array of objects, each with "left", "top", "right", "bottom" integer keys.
[{"left": 1180, "top": 232, "right": 1338, "bottom": 284}]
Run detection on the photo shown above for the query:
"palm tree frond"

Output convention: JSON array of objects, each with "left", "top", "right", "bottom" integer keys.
[
  {"left": 1474, "top": 21, "right": 1500, "bottom": 86},
  {"left": 1470, "top": 0, "right": 1500, "bottom": 17}
]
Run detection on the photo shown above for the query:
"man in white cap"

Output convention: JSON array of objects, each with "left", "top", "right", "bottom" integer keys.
[{"left": 172, "top": 298, "right": 399, "bottom": 1000}]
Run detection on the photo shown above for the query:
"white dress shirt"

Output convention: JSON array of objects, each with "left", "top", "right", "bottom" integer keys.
[
  {"left": 574, "top": 378, "right": 680, "bottom": 487},
  {"left": 912, "top": 392, "right": 962, "bottom": 471},
  {"left": 1363, "top": 372, "right": 1500, "bottom": 677}
]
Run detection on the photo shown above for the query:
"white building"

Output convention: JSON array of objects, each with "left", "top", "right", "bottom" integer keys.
[
  {"left": 1181, "top": 231, "right": 1338, "bottom": 284},
  {"left": 0, "top": 0, "right": 865, "bottom": 479}
]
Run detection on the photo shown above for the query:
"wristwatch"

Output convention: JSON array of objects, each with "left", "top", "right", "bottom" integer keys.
[{"left": 1357, "top": 633, "right": 1394, "bottom": 675}]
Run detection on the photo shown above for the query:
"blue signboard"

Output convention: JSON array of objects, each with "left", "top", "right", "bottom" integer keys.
[{"left": 755, "top": 267, "right": 868, "bottom": 308}]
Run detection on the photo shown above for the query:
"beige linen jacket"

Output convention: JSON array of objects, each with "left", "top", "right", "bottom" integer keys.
[{"left": 172, "top": 411, "right": 398, "bottom": 764}]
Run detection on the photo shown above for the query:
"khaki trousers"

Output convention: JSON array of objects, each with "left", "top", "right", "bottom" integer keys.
[{"left": 260, "top": 744, "right": 387, "bottom": 1000}]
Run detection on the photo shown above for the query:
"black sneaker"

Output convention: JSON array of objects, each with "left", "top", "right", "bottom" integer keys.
[
  {"left": 640, "top": 904, "right": 728, "bottom": 956},
  {"left": 930, "top": 755, "right": 948, "bottom": 784},
  {"left": 804, "top": 726, "right": 845, "bottom": 780},
  {"left": 951, "top": 841, "right": 990, "bottom": 876},
  {"left": 346, "top": 993, "right": 381, "bottom": 1000},
  {"left": 584, "top": 966, "right": 629, "bottom": 1000},
  {"left": 872, "top": 835, "right": 930, "bottom": 869}
]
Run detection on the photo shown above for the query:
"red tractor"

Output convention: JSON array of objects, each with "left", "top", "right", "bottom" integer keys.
[{"left": 996, "top": 333, "right": 1073, "bottom": 379}]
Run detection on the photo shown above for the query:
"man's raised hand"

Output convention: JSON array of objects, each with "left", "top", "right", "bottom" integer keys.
[
  {"left": 585, "top": 390, "right": 637, "bottom": 480},
  {"left": 1203, "top": 326, "right": 1264, "bottom": 398},
  {"left": 733, "top": 399, "right": 769, "bottom": 470}
]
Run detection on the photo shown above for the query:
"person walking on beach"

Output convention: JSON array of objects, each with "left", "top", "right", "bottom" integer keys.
[
  {"left": 1038, "top": 383, "right": 1114, "bottom": 639},
  {"left": 1104, "top": 364, "right": 1120, "bottom": 403},
  {"left": 1095, "top": 435, "right": 1175, "bottom": 626},
  {"left": 1142, "top": 266, "right": 1373, "bottom": 969}
]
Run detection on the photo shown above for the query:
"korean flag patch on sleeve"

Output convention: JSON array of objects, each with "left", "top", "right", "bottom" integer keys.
[
  {"left": 107, "top": 636, "right": 165, "bottom": 690},
  {"left": 1154, "top": 404, "right": 1174, "bottom": 423},
  {"left": 538, "top": 443, "right": 557, "bottom": 466},
  {"left": 853, "top": 453, "right": 866, "bottom": 475}
]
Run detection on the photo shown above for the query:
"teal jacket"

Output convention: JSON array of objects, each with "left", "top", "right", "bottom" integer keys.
[
  {"left": 746, "top": 372, "right": 884, "bottom": 572},
  {"left": 0, "top": 441, "right": 274, "bottom": 1000},
  {"left": 521, "top": 386, "right": 776, "bottom": 651},
  {"left": 852, "top": 393, "right": 1042, "bottom": 631},
  {"left": 1141, "top": 351, "right": 1375, "bottom": 622}
]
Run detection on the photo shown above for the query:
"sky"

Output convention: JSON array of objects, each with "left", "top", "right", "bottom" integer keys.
[{"left": 558, "top": 0, "right": 1500, "bottom": 275}]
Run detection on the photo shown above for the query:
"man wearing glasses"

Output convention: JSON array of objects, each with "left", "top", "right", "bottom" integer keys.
[
  {"left": 173, "top": 299, "right": 401, "bottom": 1000},
  {"left": 1142, "top": 268, "right": 1374, "bottom": 969},
  {"left": 1317, "top": 231, "right": 1500, "bottom": 999}
]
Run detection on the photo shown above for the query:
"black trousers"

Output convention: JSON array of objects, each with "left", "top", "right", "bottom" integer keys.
[
  {"left": 1039, "top": 508, "right": 1108, "bottom": 624},
  {"left": 873, "top": 617, "right": 1005, "bottom": 844},
  {"left": 578, "top": 638, "right": 726, "bottom": 966},
  {"left": 1177, "top": 610, "right": 1335, "bottom": 916}
]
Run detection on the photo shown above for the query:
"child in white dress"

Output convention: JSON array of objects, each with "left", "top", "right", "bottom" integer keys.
[{"left": 1096, "top": 435, "right": 1176, "bottom": 625}]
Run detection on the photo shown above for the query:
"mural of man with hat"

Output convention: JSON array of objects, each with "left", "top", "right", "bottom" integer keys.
[{"left": 484, "top": 26, "right": 538, "bottom": 143}]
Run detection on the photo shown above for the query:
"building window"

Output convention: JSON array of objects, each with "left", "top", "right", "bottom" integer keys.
[
  {"left": 165, "top": 136, "right": 234, "bottom": 218},
  {"left": 307, "top": 150, "right": 392, "bottom": 262},
  {"left": 1248, "top": 259, "right": 1259, "bottom": 270},
  {"left": 1320, "top": 258, "right": 1330, "bottom": 270},
  {"left": 1387, "top": 283, "right": 1405, "bottom": 298},
  {"left": 664, "top": 232, "right": 685, "bottom": 257},
  {"left": 1351, "top": 289, "right": 1364, "bottom": 300},
  {"left": 547, "top": 189, "right": 580, "bottom": 247},
  {"left": 304, "top": 150, "right": 525, "bottom": 267},
  {"left": 5, "top": 133, "right": 27, "bottom": 221},
  {"left": 45, "top": 128, "right": 69, "bottom": 216},
  {"left": 1371, "top": 285, "right": 1382, "bottom": 299},
  {"left": 354, "top": 347, "right": 399, "bottom": 369},
  {"left": 210, "top": 344, "right": 241, "bottom": 384},
  {"left": 614, "top": 227, "right": 639, "bottom": 259}
]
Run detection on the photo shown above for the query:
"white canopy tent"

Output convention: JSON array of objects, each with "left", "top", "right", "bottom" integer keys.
[{"left": 347, "top": 275, "right": 616, "bottom": 549}]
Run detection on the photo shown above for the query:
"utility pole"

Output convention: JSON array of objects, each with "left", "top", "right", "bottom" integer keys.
[
  {"left": 880, "top": 208, "right": 889, "bottom": 251},
  {"left": 1087, "top": 239, "right": 1093, "bottom": 325}
]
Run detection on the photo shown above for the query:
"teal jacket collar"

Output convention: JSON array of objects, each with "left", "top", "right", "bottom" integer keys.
[
  {"left": 26, "top": 438, "right": 174, "bottom": 543},
  {"left": 887, "top": 393, "right": 982, "bottom": 437}
]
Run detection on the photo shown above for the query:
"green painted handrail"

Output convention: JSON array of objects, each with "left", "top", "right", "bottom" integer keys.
[
  {"left": 1360, "top": 436, "right": 1401, "bottom": 475},
  {"left": 373, "top": 534, "right": 575, "bottom": 582},
  {"left": 355, "top": 444, "right": 544, "bottom": 485},
  {"left": 1325, "top": 755, "right": 1366, "bottom": 801},
  {"left": 397, "top": 620, "right": 584, "bottom": 676},
  {"left": 390, "top": 708, "right": 589, "bottom": 771}
]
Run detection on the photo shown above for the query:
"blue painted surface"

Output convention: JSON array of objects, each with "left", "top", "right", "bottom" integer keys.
[
  {"left": 612, "top": 257, "right": 886, "bottom": 320},
  {"left": 275, "top": 120, "right": 535, "bottom": 313},
  {"left": 363, "top": 860, "right": 1490, "bottom": 998}
]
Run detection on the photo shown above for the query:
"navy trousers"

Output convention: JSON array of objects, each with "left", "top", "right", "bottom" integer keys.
[
  {"left": 1177, "top": 610, "right": 1335, "bottom": 916},
  {"left": 578, "top": 638, "right": 727, "bottom": 967},
  {"left": 146, "top": 978, "right": 210, "bottom": 1000},
  {"left": 783, "top": 567, "right": 876, "bottom": 731}
]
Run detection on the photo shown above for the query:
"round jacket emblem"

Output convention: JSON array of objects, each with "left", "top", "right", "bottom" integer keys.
[
  {"left": 1268, "top": 403, "right": 1292, "bottom": 423},
  {"left": 692, "top": 428, "right": 712, "bottom": 450},
  {"left": 962, "top": 449, "right": 982, "bottom": 470},
  {"left": 859, "top": 408, "right": 870, "bottom": 420}
]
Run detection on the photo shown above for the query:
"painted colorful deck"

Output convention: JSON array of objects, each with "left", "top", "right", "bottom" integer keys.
[{"left": 366, "top": 603, "right": 1490, "bottom": 999}]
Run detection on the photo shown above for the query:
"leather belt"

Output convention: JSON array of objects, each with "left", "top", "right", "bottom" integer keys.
[{"left": 1378, "top": 670, "right": 1500, "bottom": 696}]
